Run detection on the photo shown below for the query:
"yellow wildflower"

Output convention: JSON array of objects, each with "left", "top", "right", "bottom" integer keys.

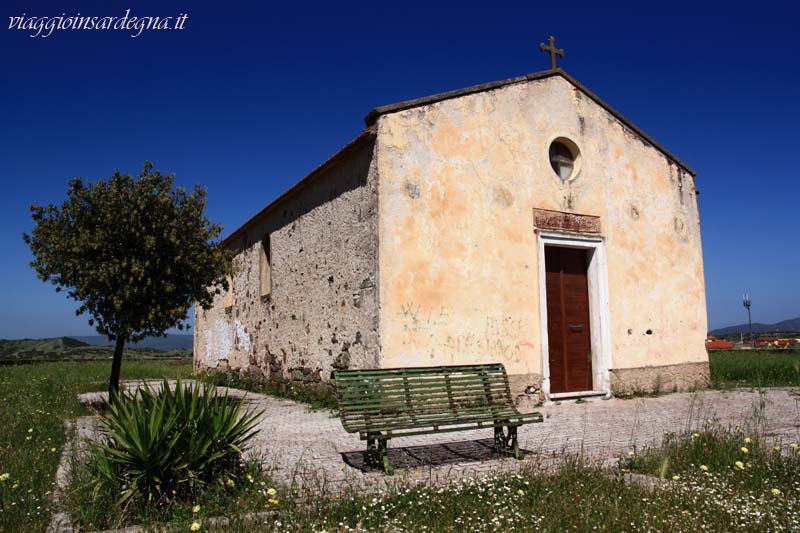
[
  {"left": 744, "top": 437, "right": 752, "bottom": 444},
  {"left": 517, "top": 489, "right": 525, "bottom": 496},
  {"left": 672, "top": 475, "right": 680, "bottom": 481},
  {"left": 0, "top": 473, "right": 9, "bottom": 481},
  {"left": 700, "top": 465, "right": 709, "bottom": 471},
  {"left": 226, "top": 478, "right": 235, "bottom": 487},
  {"left": 266, "top": 487, "right": 277, "bottom": 496},
  {"left": 27, "top": 428, "right": 33, "bottom": 433},
  {"left": 192, "top": 505, "right": 200, "bottom": 513},
  {"left": 692, "top": 432, "right": 700, "bottom": 438},
  {"left": 790, "top": 443, "right": 798, "bottom": 449},
  {"left": 267, "top": 498, "right": 279, "bottom": 505},
  {"left": 741, "top": 447, "right": 749, "bottom": 454},
  {"left": 771, "top": 488, "right": 782, "bottom": 495},
  {"left": 50, "top": 448, "right": 56, "bottom": 453},
  {"left": 774, "top": 445, "right": 782, "bottom": 452},
  {"left": 246, "top": 474, "right": 254, "bottom": 483},
  {"left": 190, "top": 521, "right": 201, "bottom": 531},
  {"left": 627, "top": 450, "right": 635, "bottom": 457},
  {"left": 735, "top": 461, "right": 745, "bottom": 470}
]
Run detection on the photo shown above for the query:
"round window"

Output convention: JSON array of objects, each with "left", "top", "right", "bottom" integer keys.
[{"left": 548, "top": 138, "right": 581, "bottom": 181}]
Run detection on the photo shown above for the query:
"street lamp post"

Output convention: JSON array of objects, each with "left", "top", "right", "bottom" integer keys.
[{"left": 742, "top": 293, "right": 755, "bottom": 350}]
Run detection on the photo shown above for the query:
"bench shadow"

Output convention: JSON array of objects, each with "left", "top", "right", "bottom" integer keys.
[{"left": 341, "top": 438, "right": 534, "bottom": 473}]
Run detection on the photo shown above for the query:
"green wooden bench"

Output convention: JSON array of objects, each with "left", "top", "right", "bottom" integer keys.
[{"left": 334, "top": 363, "right": 543, "bottom": 474}]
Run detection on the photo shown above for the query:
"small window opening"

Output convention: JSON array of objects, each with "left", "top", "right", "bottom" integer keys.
[
  {"left": 259, "top": 235, "right": 272, "bottom": 298},
  {"left": 224, "top": 273, "right": 233, "bottom": 310},
  {"left": 548, "top": 138, "right": 581, "bottom": 181}
]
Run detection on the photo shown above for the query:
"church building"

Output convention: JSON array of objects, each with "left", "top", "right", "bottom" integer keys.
[{"left": 194, "top": 50, "right": 709, "bottom": 400}]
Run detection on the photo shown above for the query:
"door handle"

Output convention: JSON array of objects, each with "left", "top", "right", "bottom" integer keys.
[{"left": 568, "top": 324, "right": 583, "bottom": 332}]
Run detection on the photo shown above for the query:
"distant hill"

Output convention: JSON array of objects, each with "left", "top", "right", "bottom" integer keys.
[
  {"left": 0, "top": 336, "right": 91, "bottom": 357},
  {"left": 710, "top": 317, "right": 800, "bottom": 336},
  {"left": 0, "top": 336, "right": 191, "bottom": 362},
  {"left": 69, "top": 334, "right": 194, "bottom": 351}
]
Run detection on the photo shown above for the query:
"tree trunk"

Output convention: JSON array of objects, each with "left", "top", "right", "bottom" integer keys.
[{"left": 108, "top": 334, "right": 126, "bottom": 403}]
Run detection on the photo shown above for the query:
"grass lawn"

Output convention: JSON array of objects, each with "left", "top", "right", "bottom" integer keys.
[
  {"left": 709, "top": 350, "right": 800, "bottom": 388},
  {"left": 0, "top": 360, "right": 191, "bottom": 532},
  {"left": 166, "top": 432, "right": 800, "bottom": 532}
]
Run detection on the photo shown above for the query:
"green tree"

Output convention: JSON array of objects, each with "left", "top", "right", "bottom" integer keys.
[{"left": 23, "top": 162, "right": 229, "bottom": 398}]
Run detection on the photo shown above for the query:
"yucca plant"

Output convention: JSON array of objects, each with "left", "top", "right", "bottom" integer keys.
[{"left": 87, "top": 380, "right": 262, "bottom": 506}]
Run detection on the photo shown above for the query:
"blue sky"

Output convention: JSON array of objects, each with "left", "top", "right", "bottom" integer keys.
[{"left": 0, "top": 0, "right": 797, "bottom": 338}]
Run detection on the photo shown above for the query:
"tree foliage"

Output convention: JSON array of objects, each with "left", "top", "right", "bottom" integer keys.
[{"left": 23, "top": 162, "right": 229, "bottom": 391}]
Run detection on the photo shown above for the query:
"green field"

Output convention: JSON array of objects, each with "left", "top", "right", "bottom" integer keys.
[
  {"left": 0, "top": 360, "right": 192, "bottom": 532},
  {"left": 709, "top": 350, "right": 800, "bottom": 388}
]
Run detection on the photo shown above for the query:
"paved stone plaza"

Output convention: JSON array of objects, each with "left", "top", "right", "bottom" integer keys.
[
  {"left": 76, "top": 383, "right": 800, "bottom": 497},
  {"left": 240, "top": 387, "right": 800, "bottom": 496}
]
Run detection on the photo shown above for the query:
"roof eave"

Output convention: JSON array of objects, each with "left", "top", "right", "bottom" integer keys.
[{"left": 220, "top": 126, "right": 377, "bottom": 248}]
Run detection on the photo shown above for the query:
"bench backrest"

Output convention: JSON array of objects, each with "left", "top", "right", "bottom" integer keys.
[{"left": 334, "top": 363, "right": 513, "bottom": 432}]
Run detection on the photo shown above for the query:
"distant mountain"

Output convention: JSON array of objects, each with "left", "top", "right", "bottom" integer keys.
[
  {"left": 0, "top": 335, "right": 191, "bottom": 362},
  {"left": 70, "top": 334, "right": 194, "bottom": 351},
  {"left": 0, "top": 336, "right": 91, "bottom": 357},
  {"left": 710, "top": 317, "right": 800, "bottom": 336}
]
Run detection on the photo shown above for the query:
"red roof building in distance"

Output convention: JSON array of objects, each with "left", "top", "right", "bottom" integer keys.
[
  {"left": 754, "top": 337, "right": 799, "bottom": 349},
  {"left": 706, "top": 337, "right": 734, "bottom": 350}
]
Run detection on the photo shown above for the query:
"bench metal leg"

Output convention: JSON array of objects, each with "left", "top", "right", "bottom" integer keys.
[
  {"left": 379, "top": 438, "right": 393, "bottom": 475},
  {"left": 493, "top": 424, "right": 521, "bottom": 460},
  {"left": 365, "top": 433, "right": 393, "bottom": 474},
  {"left": 494, "top": 425, "right": 507, "bottom": 452},
  {"left": 366, "top": 434, "right": 379, "bottom": 465},
  {"left": 508, "top": 425, "right": 521, "bottom": 460}
]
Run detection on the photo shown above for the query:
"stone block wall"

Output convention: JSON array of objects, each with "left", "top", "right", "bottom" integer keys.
[{"left": 194, "top": 136, "right": 380, "bottom": 385}]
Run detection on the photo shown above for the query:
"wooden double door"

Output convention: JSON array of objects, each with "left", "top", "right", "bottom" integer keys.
[{"left": 545, "top": 246, "right": 593, "bottom": 393}]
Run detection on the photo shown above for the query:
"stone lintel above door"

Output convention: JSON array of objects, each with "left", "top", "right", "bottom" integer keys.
[{"left": 533, "top": 208, "right": 601, "bottom": 234}]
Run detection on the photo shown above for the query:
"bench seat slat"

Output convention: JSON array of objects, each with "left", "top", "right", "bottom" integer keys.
[
  {"left": 339, "top": 387, "right": 511, "bottom": 406},
  {"left": 343, "top": 410, "right": 533, "bottom": 432},
  {"left": 347, "top": 410, "right": 544, "bottom": 434},
  {"left": 337, "top": 376, "right": 509, "bottom": 393},
  {"left": 339, "top": 398, "right": 511, "bottom": 415},
  {"left": 335, "top": 364, "right": 504, "bottom": 378},
  {"left": 342, "top": 403, "right": 521, "bottom": 422}
]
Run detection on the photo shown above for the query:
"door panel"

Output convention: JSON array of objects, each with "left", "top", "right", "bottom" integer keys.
[{"left": 545, "top": 246, "right": 593, "bottom": 393}]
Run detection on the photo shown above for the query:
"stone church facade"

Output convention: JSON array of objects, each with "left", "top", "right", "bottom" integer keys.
[{"left": 194, "top": 69, "right": 709, "bottom": 400}]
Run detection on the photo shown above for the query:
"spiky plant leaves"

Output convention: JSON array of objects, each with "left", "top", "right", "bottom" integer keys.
[{"left": 87, "top": 380, "right": 263, "bottom": 507}]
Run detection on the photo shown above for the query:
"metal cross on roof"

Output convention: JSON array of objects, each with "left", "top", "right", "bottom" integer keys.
[{"left": 539, "top": 35, "right": 564, "bottom": 70}]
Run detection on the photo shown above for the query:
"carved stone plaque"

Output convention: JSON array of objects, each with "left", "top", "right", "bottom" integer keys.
[{"left": 533, "top": 208, "right": 601, "bottom": 233}]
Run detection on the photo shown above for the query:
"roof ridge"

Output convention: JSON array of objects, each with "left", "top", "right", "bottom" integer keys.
[{"left": 364, "top": 69, "right": 696, "bottom": 176}]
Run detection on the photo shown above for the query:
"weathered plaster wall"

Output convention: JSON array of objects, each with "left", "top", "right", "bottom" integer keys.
[
  {"left": 376, "top": 75, "right": 707, "bottom": 392},
  {"left": 194, "top": 138, "right": 380, "bottom": 383}
]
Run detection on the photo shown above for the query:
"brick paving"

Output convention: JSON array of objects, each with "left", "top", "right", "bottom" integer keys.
[{"left": 243, "top": 387, "right": 800, "bottom": 495}]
